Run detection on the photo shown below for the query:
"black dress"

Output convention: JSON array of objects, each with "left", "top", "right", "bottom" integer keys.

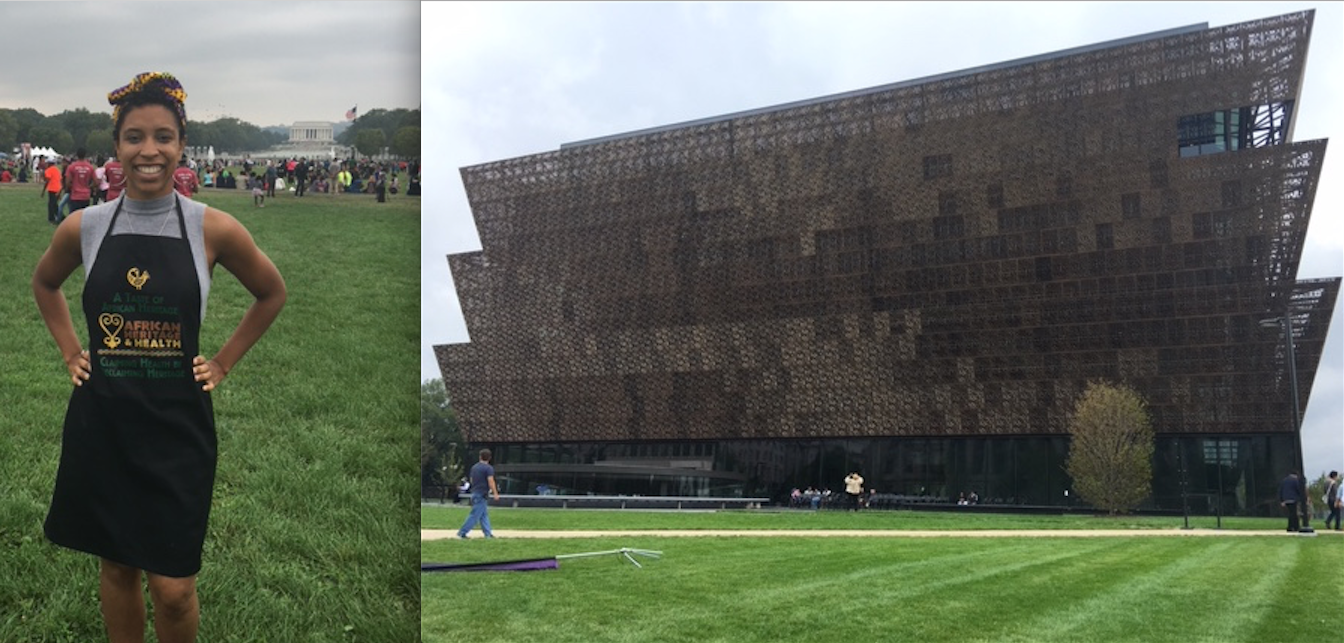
[{"left": 44, "top": 196, "right": 217, "bottom": 578}]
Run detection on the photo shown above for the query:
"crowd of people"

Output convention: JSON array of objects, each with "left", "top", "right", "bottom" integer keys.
[
  {"left": 788, "top": 479, "right": 991, "bottom": 512},
  {"left": 2, "top": 151, "right": 420, "bottom": 219},
  {"left": 1279, "top": 469, "right": 1341, "bottom": 533}
]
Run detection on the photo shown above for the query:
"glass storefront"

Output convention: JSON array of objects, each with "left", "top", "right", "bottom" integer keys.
[{"left": 478, "top": 434, "right": 1300, "bottom": 516}]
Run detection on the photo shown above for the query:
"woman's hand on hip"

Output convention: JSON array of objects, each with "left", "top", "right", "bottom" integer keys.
[
  {"left": 66, "top": 349, "right": 90, "bottom": 386},
  {"left": 193, "top": 355, "right": 226, "bottom": 391}
]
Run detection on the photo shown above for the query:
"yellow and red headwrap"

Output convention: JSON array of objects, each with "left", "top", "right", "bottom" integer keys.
[{"left": 108, "top": 71, "right": 188, "bottom": 128}]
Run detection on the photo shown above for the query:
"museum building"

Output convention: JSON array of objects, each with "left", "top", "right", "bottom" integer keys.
[{"left": 436, "top": 10, "right": 1338, "bottom": 515}]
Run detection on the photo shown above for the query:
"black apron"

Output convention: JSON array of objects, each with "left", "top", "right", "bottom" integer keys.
[{"left": 44, "top": 195, "right": 216, "bottom": 578}]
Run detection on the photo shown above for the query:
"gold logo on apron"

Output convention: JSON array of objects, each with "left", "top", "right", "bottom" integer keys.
[
  {"left": 98, "top": 313, "right": 125, "bottom": 348},
  {"left": 126, "top": 267, "right": 150, "bottom": 290}
]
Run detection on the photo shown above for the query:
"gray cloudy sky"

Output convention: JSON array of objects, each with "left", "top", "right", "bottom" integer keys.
[
  {"left": 424, "top": 1, "right": 1344, "bottom": 478},
  {"left": 0, "top": 1, "right": 419, "bottom": 127}
]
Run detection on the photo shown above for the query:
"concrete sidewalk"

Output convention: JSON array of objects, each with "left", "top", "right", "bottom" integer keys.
[{"left": 426, "top": 528, "right": 1339, "bottom": 540}]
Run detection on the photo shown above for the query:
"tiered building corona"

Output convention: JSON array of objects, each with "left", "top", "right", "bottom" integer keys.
[{"left": 437, "top": 10, "right": 1337, "bottom": 515}]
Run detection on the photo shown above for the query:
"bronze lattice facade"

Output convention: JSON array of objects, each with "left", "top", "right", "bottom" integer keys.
[{"left": 436, "top": 11, "right": 1337, "bottom": 513}]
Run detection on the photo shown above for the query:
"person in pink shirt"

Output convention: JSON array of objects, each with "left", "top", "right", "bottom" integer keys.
[
  {"left": 94, "top": 156, "right": 109, "bottom": 204},
  {"left": 104, "top": 157, "right": 126, "bottom": 201},
  {"left": 171, "top": 156, "right": 197, "bottom": 197},
  {"left": 64, "top": 148, "right": 98, "bottom": 213}
]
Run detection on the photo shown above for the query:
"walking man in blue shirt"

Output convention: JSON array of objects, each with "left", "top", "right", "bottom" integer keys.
[{"left": 458, "top": 449, "right": 500, "bottom": 539}]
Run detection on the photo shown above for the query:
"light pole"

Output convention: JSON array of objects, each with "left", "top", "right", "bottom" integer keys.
[{"left": 1259, "top": 313, "right": 1303, "bottom": 477}]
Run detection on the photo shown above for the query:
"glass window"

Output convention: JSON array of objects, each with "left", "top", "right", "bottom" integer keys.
[
  {"left": 923, "top": 154, "right": 952, "bottom": 180},
  {"left": 938, "top": 191, "right": 958, "bottom": 216},
  {"left": 1178, "top": 103, "right": 1290, "bottom": 157},
  {"left": 1192, "top": 212, "right": 1212, "bottom": 239},
  {"left": 987, "top": 183, "right": 1005, "bottom": 209},
  {"left": 1151, "top": 217, "right": 1171, "bottom": 244},
  {"left": 1095, "top": 223, "right": 1114, "bottom": 250},
  {"left": 1122, "top": 192, "right": 1142, "bottom": 219}
]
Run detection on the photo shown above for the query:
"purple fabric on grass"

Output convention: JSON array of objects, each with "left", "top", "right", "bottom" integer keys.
[{"left": 421, "top": 558, "right": 559, "bottom": 572}]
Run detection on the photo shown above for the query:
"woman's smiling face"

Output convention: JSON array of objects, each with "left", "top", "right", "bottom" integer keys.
[{"left": 115, "top": 104, "right": 184, "bottom": 200}]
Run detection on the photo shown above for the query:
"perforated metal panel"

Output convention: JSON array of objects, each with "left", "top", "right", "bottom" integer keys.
[{"left": 436, "top": 10, "right": 1337, "bottom": 446}]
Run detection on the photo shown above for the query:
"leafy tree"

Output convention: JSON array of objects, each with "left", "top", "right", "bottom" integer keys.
[
  {"left": 47, "top": 108, "right": 108, "bottom": 151},
  {"left": 355, "top": 128, "right": 387, "bottom": 157},
  {"left": 1307, "top": 472, "right": 1335, "bottom": 517},
  {"left": 185, "top": 117, "right": 280, "bottom": 154},
  {"left": 422, "top": 378, "right": 465, "bottom": 490},
  {"left": 29, "top": 124, "right": 74, "bottom": 155},
  {"left": 337, "top": 108, "right": 420, "bottom": 147},
  {"left": 0, "top": 111, "right": 19, "bottom": 151},
  {"left": 1064, "top": 380, "right": 1154, "bottom": 514},
  {"left": 84, "top": 129, "right": 115, "bottom": 159},
  {"left": 3, "top": 108, "right": 46, "bottom": 145},
  {"left": 391, "top": 126, "right": 420, "bottom": 159}
]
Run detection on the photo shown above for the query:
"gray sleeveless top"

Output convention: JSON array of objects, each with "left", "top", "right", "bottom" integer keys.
[{"left": 80, "top": 192, "right": 212, "bottom": 320}]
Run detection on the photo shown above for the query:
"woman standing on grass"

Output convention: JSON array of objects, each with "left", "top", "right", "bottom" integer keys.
[{"left": 31, "top": 71, "right": 286, "bottom": 643}]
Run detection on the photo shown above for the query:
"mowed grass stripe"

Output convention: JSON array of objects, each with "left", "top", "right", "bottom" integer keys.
[
  {"left": 1245, "top": 540, "right": 1339, "bottom": 643},
  {"left": 733, "top": 538, "right": 1129, "bottom": 643},
  {"left": 989, "top": 539, "right": 1235, "bottom": 642},
  {"left": 742, "top": 537, "right": 1083, "bottom": 603},
  {"left": 1198, "top": 543, "right": 1298, "bottom": 643}
]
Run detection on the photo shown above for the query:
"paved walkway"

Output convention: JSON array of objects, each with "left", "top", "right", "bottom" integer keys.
[{"left": 425, "top": 528, "right": 1339, "bottom": 540}]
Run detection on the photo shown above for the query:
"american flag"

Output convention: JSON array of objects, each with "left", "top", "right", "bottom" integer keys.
[{"left": 345, "top": 105, "right": 357, "bottom": 121}]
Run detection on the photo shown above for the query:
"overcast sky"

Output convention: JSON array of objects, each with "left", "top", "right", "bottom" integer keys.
[
  {"left": 0, "top": 1, "right": 419, "bottom": 127},
  {"left": 427, "top": 1, "right": 1343, "bottom": 477}
]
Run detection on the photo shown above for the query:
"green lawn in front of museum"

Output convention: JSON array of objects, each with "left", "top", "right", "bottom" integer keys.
[{"left": 422, "top": 513, "right": 1342, "bottom": 643}]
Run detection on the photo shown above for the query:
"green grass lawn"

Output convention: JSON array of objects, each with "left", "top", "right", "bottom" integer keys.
[
  {"left": 422, "top": 506, "right": 1343, "bottom": 643},
  {"left": 423, "top": 535, "right": 1340, "bottom": 643},
  {"left": 1, "top": 185, "right": 420, "bottom": 642}
]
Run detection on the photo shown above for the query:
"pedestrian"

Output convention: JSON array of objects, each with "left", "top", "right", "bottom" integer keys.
[
  {"left": 337, "top": 164, "right": 352, "bottom": 194},
  {"left": 94, "top": 155, "right": 109, "bottom": 204},
  {"left": 104, "top": 155, "right": 127, "bottom": 201},
  {"left": 251, "top": 172, "right": 265, "bottom": 208},
  {"left": 172, "top": 156, "right": 198, "bottom": 197},
  {"left": 844, "top": 471, "right": 864, "bottom": 511},
  {"left": 457, "top": 449, "right": 500, "bottom": 538},
  {"left": 39, "top": 157, "right": 63, "bottom": 224},
  {"left": 64, "top": 148, "right": 98, "bottom": 213},
  {"left": 1323, "top": 471, "right": 1340, "bottom": 531},
  {"left": 374, "top": 165, "right": 387, "bottom": 203},
  {"left": 1296, "top": 471, "right": 1313, "bottom": 531},
  {"left": 294, "top": 157, "right": 308, "bottom": 197},
  {"left": 265, "top": 160, "right": 277, "bottom": 198},
  {"left": 1278, "top": 471, "right": 1305, "bottom": 532},
  {"left": 32, "top": 71, "right": 287, "bottom": 643}
]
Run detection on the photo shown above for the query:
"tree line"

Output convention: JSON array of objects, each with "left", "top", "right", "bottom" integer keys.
[{"left": 1, "top": 106, "right": 419, "bottom": 159}]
